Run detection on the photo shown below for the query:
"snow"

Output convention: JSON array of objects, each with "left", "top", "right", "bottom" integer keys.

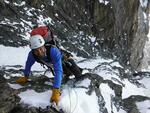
[
  {"left": 8, "top": 83, "right": 23, "bottom": 89},
  {"left": 110, "top": 62, "right": 123, "bottom": 68},
  {"left": 139, "top": 0, "right": 148, "bottom": 8},
  {"left": 100, "top": 83, "right": 127, "bottom": 113},
  {"left": 99, "top": 0, "right": 109, "bottom": 5},
  {"left": 0, "top": 45, "right": 29, "bottom": 66},
  {"left": 37, "top": 15, "right": 53, "bottom": 26},
  {"left": 78, "top": 57, "right": 113, "bottom": 69},
  {"left": 20, "top": 18, "right": 33, "bottom": 27},
  {"left": 55, "top": 13, "right": 58, "bottom": 17},
  {"left": 9, "top": 73, "right": 24, "bottom": 77},
  {"left": 26, "top": 8, "right": 34, "bottom": 16},
  {"left": 4, "top": 0, "right": 9, "bottom": 4},
  {"left": 59, "top": 88, "right": 99, "bottom": 113},
  {"left": 90, "top": 36, "right": 96, "bottom": 42},
  {"left": 4, "top": 74, "right": 11, "bottom": 79},
  {"left": 137, "top": 78, "right": 150, "bottom": 97},
  {"left": 0, "top": 18, "right": 31, "bottom": 39},
  {"left": 18, "top": 90, "right": 50, "bottom": 108},
  {"left": 44, "top": 81, "right": 53, "bottom": 86},
  {"left": 41, "top": 4, "right": 45, "bottom": 9},
  {"left": 2, "top": 65, "right": 22, "bottom": 70},
  {"left": 100, "top": 83, "right": 115, "bottom": 113},
  {"left": 0, "top": 45, "right": 45, "bottom": 72},
  {"left": 122, "top": 79, "right": 149, "bottom": 99},
  {"left": 75, "top": 78, "right": 91, "bottom": 88},
  {"left": 138, "top": 78, "right": 150, "bottom": 89},
  {"left": 143, "top": 12, "right": 147, "bottom": 20},
  {"left": 18, "top": 87, "right": 99, "bottom": 113},
  {"left": 136, "top": 100, "right": 150, "bottom": 113},
  {"left": 13, "top": 1, "right": 26, "bottom": 6},
  {"left": 0, "top": 18, "right": 21, "bottom": 30},
  {"left": 43, "top": 70, "right": 54, "bottom": 78},
  {"left": 51, "top": 0, "right": 54, "bottom": 6},
  {"left": 93, "top": 63, "right": 122, "bottom": 85}
]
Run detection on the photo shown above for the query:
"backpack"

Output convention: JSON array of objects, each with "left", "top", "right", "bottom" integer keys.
[{"left": 30, "top": 26, "right": 56, "bottom": 45}]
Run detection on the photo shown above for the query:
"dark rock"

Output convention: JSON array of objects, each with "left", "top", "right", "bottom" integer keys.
[
  {"left": 0, "top": 73, "right": 20, "bottom": 113},
  {"left": 10, "top": 105, "right": 62, "bottom": 113},
  {"left": 0, "top": 0, "right": 149, "bottom": 70},
  {"left": 122, "top": 95, "right": 150, "bottom": 113}
]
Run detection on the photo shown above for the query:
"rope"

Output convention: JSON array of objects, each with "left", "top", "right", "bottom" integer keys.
[
  {"left": 40, "top": 60, "right": 55, "bottom": 76},
  {"left": 71, "top": 88, "right": 78, "bottom": 113},
  {"left": 68, "top": 87, "right": 72, "bottom": 113}
]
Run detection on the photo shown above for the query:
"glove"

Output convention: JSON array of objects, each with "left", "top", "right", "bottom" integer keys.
[
  {"left": 50, "top": 88, "right": 61, "bottom": 105},
  {"left": 16, "top": 76, "right": 28, "bottom": 84}
]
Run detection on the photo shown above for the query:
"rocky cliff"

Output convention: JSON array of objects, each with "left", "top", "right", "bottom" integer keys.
[
  {"left": 0, "top": 1, "right": 150, "bottom": 112},
  {"left": 0, "top": 0, "right": 149, "bottom": 70}
]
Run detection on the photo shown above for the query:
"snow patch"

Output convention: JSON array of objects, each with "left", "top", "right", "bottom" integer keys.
[
  {"left": 110, "top": 62, "right": 123, "bottom": 68},
  {"left": 136, "top": 100, "right": 150, "bottom": 113},
  {"left": 18, "top": 89, "right": 50, "bottom": 109},
  {"left": 122, "top": 79, "right": 149, "bottom": 99},
  {"left": 37, "top": 15, "right": 53, "bottom": 26},
  {"left": 43, "top": 70, "right": 54, "bottom": 78},
  {"left": 139, "top": 0, "right": 148, "bottom": 8},
  {"left": 44, "top": 81, "right": 53, "bottom": 86},
  {"left": 137, "top": 77, "right": 150, "bottom": 97},
  {"left": 0, "top": 45, "right": 45, "bottom": 71},
  {"left": 0, "top": 18, "right": 20, "bottom": 29},
  {"left": 4, "top": 0, "right": 9, "bottom": 4},
  {"left": 51, "top": 0, "right": 54, "bottom": 6},
  {"left": 100, "top": 83, "right": 127, "bottom": 113},
  {"left": 4, "top": 74, "right": 11, "bottom": 79},
  {"left": 78, "top": 57, "right": 113, "bottom": 69},
  {"left": 20, "top": 18, "right": 33, "bottom": 27},
  {"left": 100, "top": 83, "right": 115, "bottom": 113},
  {"left": 59, "top": 88, "right": 99, "bottom": 113},
  {"left": 99, "top": 0, "right": 109, "bottom": 5},
  {"left": 8, "top": 83, "right": 23, "bottom": 89},
  {"left": 18, "top": 87, "right": 99, "bottom": 113},
  {"left": 55, "top": 13, "right": 58, "bottom": 17},
  {"left": 75, "top": 78, "right": 91, "bottom": 88},
  {"left": 90, "top": 36, "right": 96, "bottom": 42},
  {"left": 10, "top": 73, "right": 23, "bottom": 77},
  {"left": 93, "top": 65, "right": 121, "bottom": 85},
  {"left": 13, "top": 1, "right": 26, "bottom": 6}
]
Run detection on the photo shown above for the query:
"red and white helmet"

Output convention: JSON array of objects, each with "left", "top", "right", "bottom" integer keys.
[{"left": 29, "top": 35, "right": 45, "bottom": 49}]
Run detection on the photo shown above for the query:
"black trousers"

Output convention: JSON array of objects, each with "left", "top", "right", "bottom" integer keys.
[{"left": 62, "top": 58, "right": 82, "bottom": 78}]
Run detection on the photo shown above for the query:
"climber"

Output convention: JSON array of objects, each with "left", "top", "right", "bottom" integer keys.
[
  {"left": 16, "top": 34, "right": 82, "bottom": 105},
  {"left": 16, "top": 35, "right": 62, "bottom": 105}
]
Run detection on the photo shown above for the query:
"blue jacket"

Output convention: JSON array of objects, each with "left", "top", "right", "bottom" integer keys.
[{"left": 23, "top": 47, "right": 63, "bottom": 88}]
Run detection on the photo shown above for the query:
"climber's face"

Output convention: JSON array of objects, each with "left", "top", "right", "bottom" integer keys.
[{"left": 33, "top": 46, "right": 46, "bottom": 57}]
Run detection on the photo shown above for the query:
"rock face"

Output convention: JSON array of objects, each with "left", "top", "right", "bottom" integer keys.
[
  {"left": 1, "top": 64, "right": 150, "bottom": 113},
  {"left": 0, "top": 70, "right": 20, "bottom": 113},
  {"left": 0, "top": 0, "right": 149, "bottom": 69},
  {"left": 0, "top": 1, "right": 150, "bottom": 112}
]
